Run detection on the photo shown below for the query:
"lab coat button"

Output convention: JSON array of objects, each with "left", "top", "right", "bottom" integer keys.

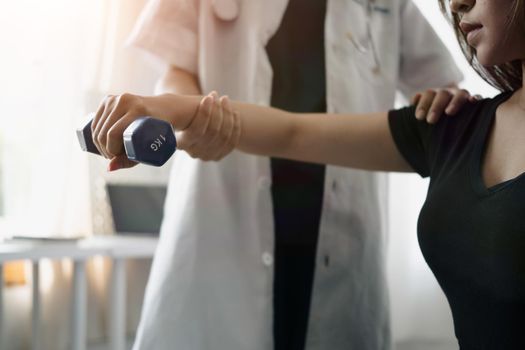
[
  {"left": 262, "top": 252, "right": 274, "bottom": 266},
  {"left": 324, "top": 255, "right": 330, "bottom": 267},
  {"left": 258, "top": 177, "right": 271, "bottom": 190},
  {"left": 212, "top": 0, "right": 240, "bottom": 22}
]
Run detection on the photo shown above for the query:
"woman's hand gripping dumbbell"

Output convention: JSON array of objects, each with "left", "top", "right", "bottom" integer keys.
[{"left": 77, "top": 91, "right": 241, "bottom": 170}]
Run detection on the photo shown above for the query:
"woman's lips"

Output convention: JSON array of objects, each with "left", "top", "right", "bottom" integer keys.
[
  {"left": 466, "top": 27, "right": 482, "bottom": 44},
  {"left": 460, "top": 21, "right": 483, "bottom": 44}
]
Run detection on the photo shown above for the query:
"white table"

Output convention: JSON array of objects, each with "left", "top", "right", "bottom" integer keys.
[{"left": 0, "top": 236, "right": 158, "bottom": 350}]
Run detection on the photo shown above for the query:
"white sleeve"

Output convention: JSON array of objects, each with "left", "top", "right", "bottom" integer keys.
[
  {"left": 126, "top": 0, "right": 199, "bottom": 74},
  {"left": 397, "top": 0, "right": 463, "bottom": 96}
]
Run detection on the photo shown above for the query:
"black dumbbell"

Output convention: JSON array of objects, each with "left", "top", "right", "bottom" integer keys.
[{"left": 77, "top": 116, "right": 177, "bottom": 167}]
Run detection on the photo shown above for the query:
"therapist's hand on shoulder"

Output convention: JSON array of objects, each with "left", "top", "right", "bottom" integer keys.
[{"left": 411, "top": 87, "right": 481, "bottom": 124}]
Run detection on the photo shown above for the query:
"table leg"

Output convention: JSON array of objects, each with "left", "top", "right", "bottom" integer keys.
[
  {"left": 72, "top": 260, "right": 87, "bottom": 350},
  {"left": 31, "top": 261, "right": 40, "bottom": 350},
  {"left": 110, "top": 259, "right": 126, "bottom": 350}
]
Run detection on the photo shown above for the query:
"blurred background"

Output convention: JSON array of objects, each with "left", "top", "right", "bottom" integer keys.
[{"left": 0, "top": 0, "right": 497, "bottom": 349}]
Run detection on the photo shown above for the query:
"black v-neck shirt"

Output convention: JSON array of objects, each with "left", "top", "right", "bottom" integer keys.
[{"left": 388, "top": 92, "right": 525, "bottom": 349}]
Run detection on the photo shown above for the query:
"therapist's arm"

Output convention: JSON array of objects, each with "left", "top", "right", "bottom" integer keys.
[{"left": 155, "top": 65, "right": 201, "bottom": 95}]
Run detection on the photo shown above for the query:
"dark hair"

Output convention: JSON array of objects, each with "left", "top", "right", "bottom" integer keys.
[{"left": 438, "top": 0, "right": 523, "bottom": 91}]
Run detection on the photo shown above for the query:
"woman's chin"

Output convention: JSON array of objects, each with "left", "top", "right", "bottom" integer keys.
[{"left": 476, "top": 53, "right": 505, "bottom": 67}]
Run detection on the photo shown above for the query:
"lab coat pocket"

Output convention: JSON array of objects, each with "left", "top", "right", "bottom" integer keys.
[
  {"left": 346, "top": 28, "right": 398, "bottom": 89},
  {"left": 345, "top": 1, "right": 397, "bottom": 87}
]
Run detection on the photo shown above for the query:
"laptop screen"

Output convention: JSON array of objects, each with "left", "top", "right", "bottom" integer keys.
[{"left": 106, "top": 184, "right": 167, "bottom": 235}]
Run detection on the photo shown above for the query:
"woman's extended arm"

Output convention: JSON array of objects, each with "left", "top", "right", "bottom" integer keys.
[
  {"left": 91, "top": 92, "right": 413, "bottom": 173},
  {"left": 227, "top": 99, "right": 412, "bottom": 172}
]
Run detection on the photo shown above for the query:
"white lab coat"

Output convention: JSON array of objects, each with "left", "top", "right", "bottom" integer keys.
[{"left": 128, "top": 0, "right": 462, "bottom": 349}]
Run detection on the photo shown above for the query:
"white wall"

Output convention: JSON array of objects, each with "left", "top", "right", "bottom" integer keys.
[{"left": 1, "top": 1, "right": 162, "bottom": 349}]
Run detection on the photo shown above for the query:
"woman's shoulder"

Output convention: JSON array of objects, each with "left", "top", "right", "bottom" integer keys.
[
  {"left": 426, "top": 91, "right": 512, "bottom": 160},
  {"left": 436, "top": 91, "right": 512, "bottom": 130}
]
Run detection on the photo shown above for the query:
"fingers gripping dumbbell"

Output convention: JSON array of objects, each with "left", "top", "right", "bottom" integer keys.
[{"left": 77, "top": 115, "right": 177, "bottom": 167}]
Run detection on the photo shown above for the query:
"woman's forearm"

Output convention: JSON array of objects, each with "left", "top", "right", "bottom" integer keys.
[
  {"left": 226, "top": 101, "right": 298, "bottom": 158},
  {"left": 197, "top": 97, "right": 411, "bottom": 172}
]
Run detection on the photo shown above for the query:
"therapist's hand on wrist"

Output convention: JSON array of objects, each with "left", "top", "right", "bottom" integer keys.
[
  {"left": 411, "top": 87, "right": 481, "bottom": 124},
  {"left": 177, "top": 91, "right": 241, "bottom": 161}
]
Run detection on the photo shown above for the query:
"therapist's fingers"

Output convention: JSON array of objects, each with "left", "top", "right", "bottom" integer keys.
[
  {"left": 214, "top": 106, "right": 241, "bottom": 161},
  {"left": 425, "top": 89, "right": 454, "bottom": 124},
  {"left": 414, "top": 90, "right": 437, "bottom": 122},
  {"left": 443, "top": 89, "right": 472, "bottom": 116},
  {"left": 206, "top": 96, "right": 236, "bottom": 161},
  {"left": 411, "top": 92, "right": 422, "bottom": 106},
  {"left": 178, "top": 91, "right": 237, "bottom": 161},
  {"left": 177, "top": 94, "right": 214, "bottom": 152},
  {"left": 180, "top": 94, "right": 213, "bottom": 135},
  {"left": 195, "top": 92, "right": 224, "bottom": 157}
]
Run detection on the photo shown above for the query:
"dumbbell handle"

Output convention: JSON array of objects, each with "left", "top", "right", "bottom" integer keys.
[{"left": 77, "top": 116, "right": 177, "bottom": 167}]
